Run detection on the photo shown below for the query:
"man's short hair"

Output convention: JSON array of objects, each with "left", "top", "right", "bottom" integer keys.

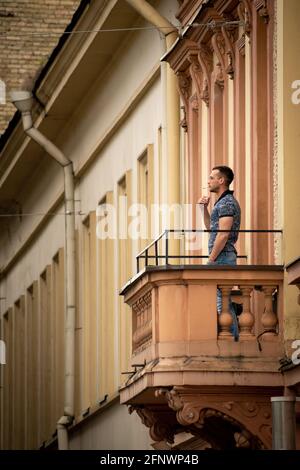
[{"left": 212, "top": 165, "right": 234, "bottom": 186}]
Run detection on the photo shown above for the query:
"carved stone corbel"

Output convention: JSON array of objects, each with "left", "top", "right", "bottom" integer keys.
[
  {"left": 159, "top": 386, "right": 273, "bottom": 449},
  {"left": 128, "top": 405, "right": 178, "bottom": 444},
  {"left": 190, "top": 94, "right": 199, "bottom": 111},
  {"left": 188, "top": 53, "right": 202, "bottom": 103},
  {"left": 236, "top": 34, "right": 246, "bottom": 57},
  {"left": 254, "top": 0, "right": 269, "bottom": 23},
  {"left": 180, "top": 105, "right": 188, "bottom": 132},
  {"left": 201, "top": 79, "right": 209, "bottom": 107},
  {"left": 177, "top": 71, "right": 191, "bottom": 131},
  {"left": 211, "top": 32, "right": 225, "bottom": 89},
  {"left": 221, "top": 26, "right": 236, "bottom": 80},
  {"left": 238, "top": 0, "right": 252, "bottom": 36},
  {"left": 198, "top": 45, "right": 213, "bottom": 106}
]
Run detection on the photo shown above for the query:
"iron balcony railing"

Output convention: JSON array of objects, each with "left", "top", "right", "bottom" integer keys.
[{"left": 136, "top": 229, "right": 283, "bottom": 272}]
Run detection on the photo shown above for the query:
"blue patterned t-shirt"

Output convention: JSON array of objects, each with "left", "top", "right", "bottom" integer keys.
[{"left": 208, "top": 190, "right": 241, "bottom": 254}]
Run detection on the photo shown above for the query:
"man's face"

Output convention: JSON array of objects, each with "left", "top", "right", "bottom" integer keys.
[{"left": 208, "top": 169, "right": 224, "bottom": 192}]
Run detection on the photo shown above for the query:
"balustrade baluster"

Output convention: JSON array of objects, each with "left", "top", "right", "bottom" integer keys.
[
  {"left": 261, "top": 285, "right": 278, "bottom": 334},
  {"left": 239, "top": 285, "right": 255, "bottom": 337},
  {"left": 218, "top": 285, "right": 233, "bottom": 337}
]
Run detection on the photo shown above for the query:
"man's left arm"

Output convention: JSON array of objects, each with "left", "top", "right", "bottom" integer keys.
[{"left": 208, "top": 216, "right": 233, "bottom": 262}]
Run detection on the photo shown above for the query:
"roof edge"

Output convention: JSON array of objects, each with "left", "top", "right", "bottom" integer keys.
[{"left": 0, "top": 0, "right": 91, "bottom": 154}]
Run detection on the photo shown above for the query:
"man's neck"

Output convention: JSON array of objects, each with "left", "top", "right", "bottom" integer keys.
[{"left": 216, "top": 187, "right": 229, "bottom": 198}]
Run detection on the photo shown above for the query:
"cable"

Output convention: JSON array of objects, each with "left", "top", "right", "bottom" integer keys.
[
  {"left": 0, "top": 20, "right": 244, "bottom": 38},
  {"left": 0, "top": 211, "right": 86, "bottom": 217},
  {"left": 0, "top": 26, "right": 171, "bottom": 37}
]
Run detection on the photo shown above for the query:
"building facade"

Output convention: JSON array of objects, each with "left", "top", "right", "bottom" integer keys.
[{"left": 0, "top": 0, "right": 300, "bottom": 450}]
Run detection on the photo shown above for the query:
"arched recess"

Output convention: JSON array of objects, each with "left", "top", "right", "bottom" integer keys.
[
  {"left": 186, "top": 407, "right": 266, "bottom": 449},
  {"left": 158, "top": 387, "right": 273, "bottom": 449}
]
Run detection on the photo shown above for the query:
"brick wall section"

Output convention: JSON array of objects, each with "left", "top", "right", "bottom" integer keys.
[{"left": 0, "top": 0, "right": 81, "bottom": 135}]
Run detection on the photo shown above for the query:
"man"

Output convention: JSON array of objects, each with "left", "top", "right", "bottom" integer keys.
[{"left": 198, "top": 166, "right": 241, "bottom": 340}]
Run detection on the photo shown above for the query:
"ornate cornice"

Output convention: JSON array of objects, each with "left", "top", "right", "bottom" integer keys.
[
  {"left": 176, "top": 0, "right": 203, "bottom": 28},
  {"left": 165, "top": 39, "right": 199, "bottom": 74}
]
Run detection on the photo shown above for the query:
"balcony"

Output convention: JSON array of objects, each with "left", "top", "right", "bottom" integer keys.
[{"left": 119, "top": 231, "right": 284, "bottom": 449}]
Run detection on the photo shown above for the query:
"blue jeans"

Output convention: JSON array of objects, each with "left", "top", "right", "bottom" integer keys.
[{"left": 211, "top": 251, "right": 239, "bottom": 341}]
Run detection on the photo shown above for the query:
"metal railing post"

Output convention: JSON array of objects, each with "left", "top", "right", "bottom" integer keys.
[
  {"left": 145, "top": 249, "right": 148, "bottom": 267},
  {"left": 165, "top": 230, "right": 169, "bottom": 265}
]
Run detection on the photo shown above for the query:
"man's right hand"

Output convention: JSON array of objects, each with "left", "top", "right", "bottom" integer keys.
[{"left": 198, "top": 196, "right": 210, "bottom": 206}]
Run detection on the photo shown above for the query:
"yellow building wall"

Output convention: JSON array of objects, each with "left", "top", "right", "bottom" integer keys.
[{"left": 277, "top": 0, "right": 300, "bottom": 338}]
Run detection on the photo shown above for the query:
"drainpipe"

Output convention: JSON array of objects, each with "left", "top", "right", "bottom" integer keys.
[
  {"left": 126, "top": 0, "right": 180, "bottom": 222},
  {"left": 10, "top": 91, "right": 76, "bottom": 450},
  {"left": 271, "top": 396, "right": 296, "bottom": 449}
]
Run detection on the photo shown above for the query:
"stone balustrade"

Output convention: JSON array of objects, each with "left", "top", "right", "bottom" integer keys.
[
  {"left": 218, "top": 284, "right": 278, "bottom": 338},
  {"left": 121, "top": 265, "right": 283, "bottom": 360}
]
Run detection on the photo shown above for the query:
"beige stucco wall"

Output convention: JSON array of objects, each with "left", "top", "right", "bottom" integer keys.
[
  {"left": 69, "top": 400, "right": 152, "bottom": 450},
  {"left": 0, "top": 0, "right": 178, "bottom": 449},
  {"left": 0, "top": 0, "right": 178, "bottom": 306},
  {"left": 276, "top": 0, "right": 300, "bottom": 339},
  {"left": 0, "top": 76, "right": 161, "bottom": 308}
]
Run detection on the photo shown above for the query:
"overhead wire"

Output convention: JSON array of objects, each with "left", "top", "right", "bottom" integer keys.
[
  {"left": 0, "top": 211, "right": 86, "bottom": 217},
  {"left": 0, "top": 20, "right": 244, "bottom": 38},
  {"left": 0, "top": 18, "right": 244, "bottom": 219}
]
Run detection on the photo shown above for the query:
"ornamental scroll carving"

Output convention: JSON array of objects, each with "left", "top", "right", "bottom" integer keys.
[
  {"left": 254, "top": 0, "right": 269, "bottom": 23},
  {"left": 221, "top": 25, "right": 236, "bottom": 80},
  {"left": 177, "top": 47, "right": 211, "bottom": 128},
  {"left": 238, "top": 0, "right": 252, "bottom": 36},
  {"left": 128, "top": 405, "right": 178, "bottom": 444},
  {"left": 211, "top": 22, "right": 237, "bottom": 83},
  {"left": 211, "top": 31, "right": 225, "bottom": 89},
  {"left": 157, "top": 387, "right": 272, "bottom": 449},
  {"left": 188, "top": 54, "right": 202, "bottom": 101},
  {"left": 167, "top": 0, "right": 265, "bottom": 112},
  {"left": 177, "top": 71, "right": 191, "bottom": 131},
  {"left": 197, "top": 45, "right": 213, "bottom": 106}
]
